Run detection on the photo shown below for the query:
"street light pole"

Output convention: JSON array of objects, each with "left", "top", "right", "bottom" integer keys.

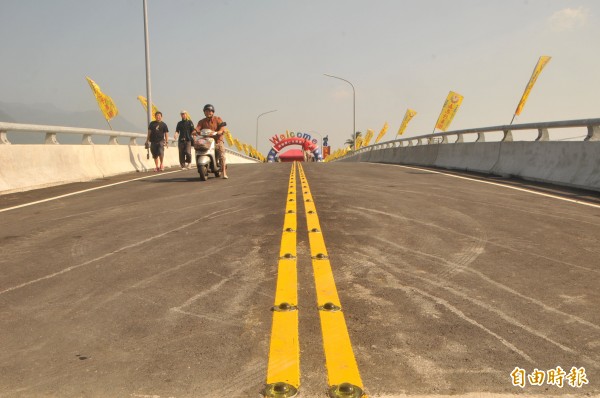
[
  {"left": 142, "top": 0, "right": 152, "bottom": 129},
  {"left": 256, "top": 109, "right": 277, "bottom": 152},
  {"left": 324, "top": 74, "right": 355, "bottom": 151}
]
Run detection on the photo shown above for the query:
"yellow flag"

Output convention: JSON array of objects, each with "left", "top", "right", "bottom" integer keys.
[
  {"left": 85, "top": 77, "right": 118, "bottom": 121},
  {"left": 224, "top": 129, "right": 234, "bottom": 147},
  {"left": 242, "top": 144, "right": 249, "bottom": 155},
  {"left": 137, "top": 96, "right": 160, "bottom": 121},
  {"left": 355, "top": 136, "right": 364, "bottom": 149},
  {"left": 233, "top": 138, "right": 243, "bottom": 152},
  {"left": 362, "top": 129, "right": 374, "bottom": 147},
  {"left": 397, "top": 109, "right": 417, "bottom": 137},
  {"left": 435, "top": 91, "right": 464, "bottom": 132},
  {"left": 375, "top": 122, "right": 389, "bottom": 143},
  {"left": 514, "top": 56, "right": 551, "bottom": 116}
]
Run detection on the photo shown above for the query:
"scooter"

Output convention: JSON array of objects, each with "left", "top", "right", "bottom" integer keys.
[{"left": 193, "top": 129, "right": 221, "bottom": 181}]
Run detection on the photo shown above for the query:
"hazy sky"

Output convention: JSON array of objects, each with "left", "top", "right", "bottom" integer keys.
[{"left": 1, "top": 0, "right": 598, "bottom": 154}]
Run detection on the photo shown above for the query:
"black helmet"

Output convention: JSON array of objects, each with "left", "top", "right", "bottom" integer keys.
[{"left": 203, "top": 104, "right": 215, "bottom": 112}]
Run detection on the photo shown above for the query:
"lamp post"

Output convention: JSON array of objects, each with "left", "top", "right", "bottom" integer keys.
[
  {"left": 142, "top": 0, "right": 152, "bottom": 128},
  {"left": 256, "top": 109, "right": 278, "bottom": 153},
  {"left": 324, "top": 74, "right": 355, "bottom": 151}
]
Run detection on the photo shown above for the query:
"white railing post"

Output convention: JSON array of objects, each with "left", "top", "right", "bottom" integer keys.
[
  {"left": 585, "top": 125, "right": 600, "bottom": 141},
  {"left": 536, "top": 128, "right": 549, "bottom": 141},
  {"left": 0, "top": 131, "right": 10, "bottom": 145},
  {"left": 82, "top": 134, "right": 94, "bottom": 145},
  {"left": 45, "top": 132, "right": 59, "bottom": 144}
]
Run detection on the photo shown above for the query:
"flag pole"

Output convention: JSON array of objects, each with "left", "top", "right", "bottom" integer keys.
[
  {"left": 143, "top": 0, "right": 153, "bottom": 130},
  {"left": 509, "top": 114, "right": 516, "bottom": 125},
  {"left": 106, "top": 119, "right": 113, "bottom": 130}
]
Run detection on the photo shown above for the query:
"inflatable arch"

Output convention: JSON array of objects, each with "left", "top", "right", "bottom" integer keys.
[{"left": 267, "top": 131, "right": 321, "bottom": 162}]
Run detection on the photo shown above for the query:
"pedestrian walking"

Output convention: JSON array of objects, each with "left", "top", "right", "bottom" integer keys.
[
  {"left": 175, "top": 110, "right": 194, "bottom": 169},
  {"left": 145, "top": 111, "right": 169, "bottom": 171}
]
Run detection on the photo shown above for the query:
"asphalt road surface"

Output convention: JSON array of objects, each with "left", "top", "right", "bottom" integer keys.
[{"left": 1, "top": 162, "right": 599, "bottom": 398}]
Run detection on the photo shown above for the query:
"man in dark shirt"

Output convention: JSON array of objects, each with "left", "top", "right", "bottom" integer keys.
[
  {"left": 194, "top": 104, "right": 228, "bottom": 179},
  {"left": 145, "top": 111, "right": 169, "bottom": 171},
  {"left": 175, "top": 110, "right": 194, "bottom": 169}
]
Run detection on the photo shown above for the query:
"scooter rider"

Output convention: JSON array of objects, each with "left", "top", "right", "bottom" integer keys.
[{"left": 194, "top": 104, "right": 228, "bottom": 179}]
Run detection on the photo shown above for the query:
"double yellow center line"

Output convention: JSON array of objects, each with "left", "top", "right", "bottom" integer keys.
[
  {"left": 265, "top": 162, "right": 300, "bottom": 396},
  {"left": 265, "top": 162, "right": 366, "bottom": 397}
]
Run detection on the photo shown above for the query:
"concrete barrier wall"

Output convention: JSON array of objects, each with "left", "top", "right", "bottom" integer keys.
[
  {"left": 0, "top": 144, "right": 258, "bottom": 194},
  {"left": 492, "top": 142, "right": 600, "bottom": 190},
  {"left": 434, "top": 143, "right": 501, "bottom": 173},
  {"left": 341, "top": 141, "right": 600, "bottom": 192},
  {"left": 224, "top": 150, "right": 258, "bottom": 164}
]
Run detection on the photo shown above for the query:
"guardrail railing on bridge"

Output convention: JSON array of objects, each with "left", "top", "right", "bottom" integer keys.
[
  {"left": 0, "top": 122, "right": 146, "bottom": 145},
  {"left": 0, "top": 121, "right": 259, "bottom": 162},
  {"left": 345, "top": 118, "right": 600, "bottom": 157},
  {"left": 0, "top": 121, "right": 261, "bottom": 194},
  {"left": 333, "top": 118, "right": 600, "bottom": 192}
]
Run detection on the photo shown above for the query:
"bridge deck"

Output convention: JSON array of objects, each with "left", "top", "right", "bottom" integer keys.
[{"left": 1, "top": 163, "right": 599, "bottom": 397}]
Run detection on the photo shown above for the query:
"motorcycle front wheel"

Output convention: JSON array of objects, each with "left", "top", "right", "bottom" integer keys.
[{"left": 198, "top": 164, "right": 208, "bottom": 181}]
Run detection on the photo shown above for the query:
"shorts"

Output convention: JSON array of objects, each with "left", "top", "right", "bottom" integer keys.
[{"left": 150, "top": 141, "right": 165, "bottom": 159}]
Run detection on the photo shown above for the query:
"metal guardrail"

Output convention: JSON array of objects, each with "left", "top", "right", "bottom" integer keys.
[
  {"left": 0, "top": 121, "right": 260, "bottom": 161},
  {"left": 339, "top": 118, "right": 600, "bottom": 158},
  {"left": 0, "top": 122, "right": 145, "bottom": 145}
]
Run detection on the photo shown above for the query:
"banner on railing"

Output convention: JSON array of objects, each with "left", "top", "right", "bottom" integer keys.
[
  {"left": 362, "top": 129, "right": 374, "bottom": 147},
  {"left": 137, "top": 96, "right": 159, "bottom": 121},
  {"left": 375, "top": 122, "right": 389, "bottom": 143},
  {"left": 233, "top": 138, "right": 243, "bottom": 152},
  {"left": 514, "top": 56, "right": 552, "bottom": 117},
  {"left": 85, "top": 77, "right": 118, "bottom": 122},
  {"left": 435, "top": 91, "right": 463, "bottom": 132},
  {"left": 355, "top": 136, "right": 364, "bottom": 149},
  {"left": 224, "top": 129, "right": 234, "bottom": 147},
  {"left": 397, "top": 109, "right": 417, "bottom": 137}
]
